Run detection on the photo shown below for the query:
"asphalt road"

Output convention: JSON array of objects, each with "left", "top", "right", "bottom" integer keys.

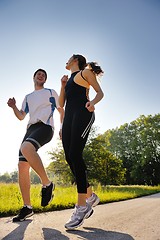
[{"left": 0, "top": 193, "right": 160, "bottom": 240}]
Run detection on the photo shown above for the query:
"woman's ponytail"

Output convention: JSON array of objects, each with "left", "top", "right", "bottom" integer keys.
[{"left": 87, "top": 62, "right": 104, "bottom": 76}]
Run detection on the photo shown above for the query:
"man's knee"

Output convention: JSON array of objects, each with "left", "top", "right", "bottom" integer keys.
[{"left": 20, "top": 141, "right": 35, "bottom": 156}]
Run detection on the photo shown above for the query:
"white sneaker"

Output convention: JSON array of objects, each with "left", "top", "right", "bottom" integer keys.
[
  {"left": 86, "top": 193, "right": 100, "bottom": 207},
  {"left": 65, "top": 203, "right": 93, "bottom": 230}
]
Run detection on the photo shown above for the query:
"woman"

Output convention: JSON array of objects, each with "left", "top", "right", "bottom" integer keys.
[{"left": 59, "top": 54, "right": 104, "bottom": 229}]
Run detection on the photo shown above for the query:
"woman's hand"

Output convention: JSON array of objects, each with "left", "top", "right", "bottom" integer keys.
[
  {"left": 61, "top": 75, "right": 68, "bottom": 88},
  {"left": 85, "top": 101, "right": 95, "bottom": 112}
]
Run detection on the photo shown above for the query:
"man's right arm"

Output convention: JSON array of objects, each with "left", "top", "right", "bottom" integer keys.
[{"left": 7, "top": 97, "right": 26, "bottom": 120}]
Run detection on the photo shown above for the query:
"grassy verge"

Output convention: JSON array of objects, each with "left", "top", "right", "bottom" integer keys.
[{"left": 0, "top": 183, "right": 160, "bottom": 217}]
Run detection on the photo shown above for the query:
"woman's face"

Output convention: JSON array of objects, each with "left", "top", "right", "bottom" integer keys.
[{"left": 65, "top": 56, "right": 77, "bottom": 70}]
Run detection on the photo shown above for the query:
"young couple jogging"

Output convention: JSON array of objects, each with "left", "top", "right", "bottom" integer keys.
[{"left": 8, "top": 54, "right": 104, "bottom": 230}]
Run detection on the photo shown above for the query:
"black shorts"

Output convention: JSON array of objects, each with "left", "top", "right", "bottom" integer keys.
[{"left": 19, "top": 122, "right": 53, "bottom": 162}]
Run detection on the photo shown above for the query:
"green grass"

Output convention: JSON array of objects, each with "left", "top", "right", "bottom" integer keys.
[{"left": 0, "top": 183, "right": 160, "bottom": 217}]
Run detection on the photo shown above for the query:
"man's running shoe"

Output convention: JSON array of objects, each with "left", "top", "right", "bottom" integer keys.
[
  {"left": 12, "top": 206, "right": 34, "bottom": 222},
  {"left": 65, "top": 203, "right": 93, "bottom": 230},
  {"left": 41, "top": 182, "right": 55, "bottom": 207},
  {"left": 86, "top": 193, "right": 100, "bottom": 207}
]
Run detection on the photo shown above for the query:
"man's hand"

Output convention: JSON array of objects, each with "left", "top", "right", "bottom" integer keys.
[{"left": 7, "top": 97, "right": 16, "bottom": 108}]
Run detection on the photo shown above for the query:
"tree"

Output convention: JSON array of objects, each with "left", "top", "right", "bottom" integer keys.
[
  {"left": 103, "top": 114, "right": 160, "bottom": 185},
  {"left": 0, "top": 172, "right": 11, "bottom": 183},
  {"left": 47, "top": 141, "right": 74, "bottom": 185},
  {"left": 10, "top": 171, "right": 18, "bottom": 183},
  {"left": 30, "top": 170, "right": 41, "bottom": 184},
  {"left": 84, "top": 136, "right": 126, "bottom": 185}
]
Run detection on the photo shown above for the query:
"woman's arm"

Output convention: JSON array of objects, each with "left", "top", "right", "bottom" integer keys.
[
  {"left": 57, "top": 107, "right": 65, "bottom": 139},
  {"left": 59, "top": 75, "right": 68, "bottom": 107},
  {"left": 57, "top": 107, "right": 64, "bottom": 126},
  {"left": 83, "top": 69, "right": 104, "bottom": 112}
]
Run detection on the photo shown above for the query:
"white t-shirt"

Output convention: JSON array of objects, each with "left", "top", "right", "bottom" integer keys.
[{"left": 21, "top": 88, "right": 60, "bottom": 129}]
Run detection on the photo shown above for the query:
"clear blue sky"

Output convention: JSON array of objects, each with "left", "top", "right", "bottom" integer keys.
[{"left": 0, "top": 0, "right": 160, "bottom": 174}]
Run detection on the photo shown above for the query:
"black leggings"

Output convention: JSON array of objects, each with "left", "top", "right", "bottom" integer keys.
[{"left": 62, "top": 109, "right": 95, "bottom": 193}]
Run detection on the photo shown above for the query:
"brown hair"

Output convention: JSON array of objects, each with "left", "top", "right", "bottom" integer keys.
[
  {"left": 87, "top": 62, "right": 104, "bottom": 76},
  {"left": 73, "top": 54, "right": 87, "bottom": 70},
  {"left": 73, "top": 54, "right": 104, "bottom": 76},
  {"left": 33, "top": 69, "right": 47, "bottom": 80}
]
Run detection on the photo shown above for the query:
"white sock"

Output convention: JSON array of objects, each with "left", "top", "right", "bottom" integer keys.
[
  {"left": 24, "top": 205, "right": 32, "bottom": 209},
  {"left": 46, "top": 182, "right": 51, "bottom": 187},
  {"left": 78, "top": 205, "right": 87, "bottom": 211},
  {"left": 43, "top": 181, "right": 51, "bottom": 188}
]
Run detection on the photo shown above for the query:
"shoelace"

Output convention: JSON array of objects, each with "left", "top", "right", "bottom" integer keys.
[
  {"left": 70, "top": 207, "right": 80, "bottom": 220},
  {"left": 70, "top": 206, "right": 87, "bottom": 221}
]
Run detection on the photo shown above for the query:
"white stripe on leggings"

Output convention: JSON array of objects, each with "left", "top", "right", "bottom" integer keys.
[
  {"left": 81, "top": 112, "right": 95, "bottom": 139},
  {"left": 26, "top": 137, "right": 41, "bottom": 148}
]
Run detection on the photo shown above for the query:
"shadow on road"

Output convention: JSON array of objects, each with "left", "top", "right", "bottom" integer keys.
[
  {"left": 43, "top": 228, "right": 70, "bottom": 240},
  {"left": 2, "top": 219, "right": 32, "bottom": 240},
  {"left": 66, "top": 227, "right": 135, "bottom": 240},
  {"left": 42, "top": 227, "right": 135, "bottom": 240},
  {"left": 1, "top": 222, "right": 135, "bottom": 240}
]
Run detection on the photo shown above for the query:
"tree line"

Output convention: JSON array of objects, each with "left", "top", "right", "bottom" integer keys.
[
  {"left": 0, "top": 170, "right": 41, "bottom": 184},
  {"left": 1, "top": 113, "right": 160, "bottom": 186},
  {"left": 104, "top": 114, "right": 160, "bottom": 185}
]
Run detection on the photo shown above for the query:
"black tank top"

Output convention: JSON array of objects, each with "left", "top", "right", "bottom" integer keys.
[{"left": 65, "top": 71, "right": 89, "bottom": 110}]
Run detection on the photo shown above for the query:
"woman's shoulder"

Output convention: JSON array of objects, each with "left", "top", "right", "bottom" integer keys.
[
  {"left": 82, "top": 68, "right": 96, "bottom": 80},
  {"left": 83, "top": 68, "right": 92, "bottom": 73}
]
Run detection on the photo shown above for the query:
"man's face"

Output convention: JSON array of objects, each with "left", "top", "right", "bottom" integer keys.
[{"left": 34, "top": 71, "right": 46, "bottom": 86}]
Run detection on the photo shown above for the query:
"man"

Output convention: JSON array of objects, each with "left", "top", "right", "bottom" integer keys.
[{"left": 7, "top": 69, "right": 64, "bottom": 222}]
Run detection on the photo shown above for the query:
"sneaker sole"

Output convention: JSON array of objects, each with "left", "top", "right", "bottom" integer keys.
[
  {"left": 47, "top": 193, "right": 54, "bottom": 205},
  {"left": 48, "top": 183, "right": 55, "bottom": 205},
  {"left": 13, "top": 212, "right": 34, "bottom": 222},
  {"left": 65, "top": 209, "right": 94, "bottom": 230},
  {"left": 41, "top": 183, "right": 55, "bottom": 207},
  {"left": 92, "top": 197, "right": 100, "bottom": 207},
  {"left": 85, "top": 208, "right": 94, "bottom": 219},
  {"left": 21, "top": 212, "right": 34, "bottom": 221}
]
